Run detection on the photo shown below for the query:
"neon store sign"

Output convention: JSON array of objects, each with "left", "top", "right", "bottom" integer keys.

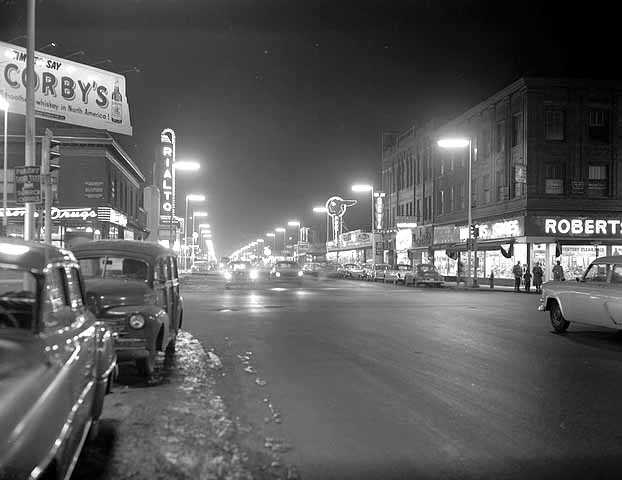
[{"left": 160, "top": 128, "right": 176, "bottom": 216}]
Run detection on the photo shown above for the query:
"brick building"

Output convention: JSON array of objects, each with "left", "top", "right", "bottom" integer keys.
[
  {"left": 0, "top": 128, "right": 147, "bottom": 248},
  {"left": 381, "top": 77, "right": 622, "bottom": 282}
]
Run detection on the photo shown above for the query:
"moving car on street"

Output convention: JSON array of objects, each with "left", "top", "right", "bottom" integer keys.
[
  {"left": 0, "top": 240, "right": 116, "bottom": 480},
  {"left": 384, "top": 264, "right": 412, "bottom": 284},
  {"left": 270, "top": 260, "right": 304, "bottom": 285},
  {"left": 538, "top": 255, "right": 622, "bottom": 333},
  {"left": 302, "top": 262, "right": 322, "bottom": 278},
  {"left": 337, "top": 263, "right": 357, "bottom": 279},
  {"left": 404, "top": 264, "right": 444, "bottom": 287},
  {"left": 224, "top": 260, "right": 259, "bottom": 288},
  {"left": 190, "top": 259, "right": 211, "bottom": 274},
  {"left": 73, "top": 240, "right": 183, "bottom": 377}
]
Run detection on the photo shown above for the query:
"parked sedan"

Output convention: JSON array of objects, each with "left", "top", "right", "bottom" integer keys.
[
  {"left": 538, "top": 255, "right": 622, "bottom": 333},
  {"left": 0, "top": 239, "right": 116, "bottom": 480},
  {"left": 270, "top": 261, "right": 304, "bottom": 285},
  {"left": 404, "top": 264, "right": 444, "bottom": 287},
  {"left": 367, "top": 263, "right": 391, "bottom": 282},
  {"left": 384, "top": 264, "right": 412, "bottom": 284},
  {"left": 73, "top": 240, "right": 183, "bottom": 377}
]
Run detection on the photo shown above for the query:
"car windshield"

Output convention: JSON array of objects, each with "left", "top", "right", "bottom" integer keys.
[
  {"left": 420, "top": 265, "right": 436, "bottom": 273},
  {"left": 231, "top": 262, "right": 250, "bottom": 271},
  {"left": 276, "top": 262, "right": 298, "bottom": 269},
  {"left": 78, "top": 257, "right": 149, "bottom": 282},
  {"left": 0, "top": 267, "right": 37, "bottom": 330}
]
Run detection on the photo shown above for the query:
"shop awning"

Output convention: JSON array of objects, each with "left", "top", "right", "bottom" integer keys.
[{"left": 445, "top": 239, "right": 516, "bottom": 253}]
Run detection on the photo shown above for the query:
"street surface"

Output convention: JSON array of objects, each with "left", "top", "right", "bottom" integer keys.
[
  {"left": 75, "top": 274, "right": 622, "bottom": 480},
  {"left": 183, "top": 274, "right": 622, "bottom": 479}
]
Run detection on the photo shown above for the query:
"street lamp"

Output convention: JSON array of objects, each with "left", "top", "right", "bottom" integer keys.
[
  {"left": 351, "top": 184, "right": 375, "bottom": 269},
  {"left": 437, "top": 136, "right": 477, "bottom": 287},
  {"left": 184, "top": 194, "right": 205, "bottom": 270},
  {"left": 0, "top": 96, "right": 8, "bottom": 235},
  {"left": 313, "top": 206, "right": 329, "bottom": 244},
  {"left": 174, "top": 160, "right": 200, "bottom": 172},
  {"left": 191, "top": 211, "right": 208, "bottom": 265}
]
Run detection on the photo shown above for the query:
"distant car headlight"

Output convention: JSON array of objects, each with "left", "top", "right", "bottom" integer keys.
[
  {"left": 298, "top": 270, "right": 303, "bottom": 277},
  {"left": 250, "top": 269, "right": 259, "bottom": 280},
  {"left": 224, "top": 272, "right": 232, "bottom": 280},
  {"left": 128, "top": 314, "right": 146, "bottom": 329},
  {"left": 275, "top": 271, "right": 281, "bottom": 278}
]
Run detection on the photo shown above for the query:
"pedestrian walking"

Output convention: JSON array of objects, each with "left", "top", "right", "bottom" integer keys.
[
  {"left": 552, "top": 260, "right": 565, "bottom": 281},
  {"left": 512, "top": 261, "right": 523, "bottom": 292},
  {"left": 523, "top": 269, "right": 532, "bottom": 292},
  {"left": 532, "top": 263, "right": 544, "bottom": 293}
]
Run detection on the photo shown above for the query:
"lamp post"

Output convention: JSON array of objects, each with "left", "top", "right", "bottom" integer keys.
[
  {"left": 313, "top": 206, "right": 329, "bottom": 245},
  {"left": 352, "top": 184, "right": 375, "bottom": 269},
  {"left": 172, "top": 160, "right": 200, "bottom": 250},
  {"left": 184, "top": 193, "right": 205, "bottom": 270},
  {"left": 275, "top": 227, "right": 286, "bottom": 255},
  {"left": 437, "top": 137, "right": 477, "bottom": 287},
  {"left": 0, "top": 96, "right": 8, "bottom": 236},
  {"left": 191, "top": 211, "right": 208, "bottom": 267}
]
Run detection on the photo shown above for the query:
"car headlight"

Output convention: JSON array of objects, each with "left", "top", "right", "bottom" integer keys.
[
  {"left": 224, "top": 272, "right": 232, "bottom": 280},
  {"left": 275, "top": 271, "right": 281, "bottom": 278},
  {"left": 250, "top": 269, "right": 258, "bottom": 280},
  {"left": 129, "top": 314, "right": 146, "bottom": 329},
  {"left": 298, "top": 271, "right": 303, "bottom": 277}
]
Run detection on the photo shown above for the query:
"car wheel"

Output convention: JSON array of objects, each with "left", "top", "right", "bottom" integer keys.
[
  {"left": 550, "top": 302, "right": 570, "bottom": 333},
  {"left": 136, "top": 351, "right": 156, "bottom": 377},
  {"left": 165, "top": 334, "right": 177, "bottom": 356}
]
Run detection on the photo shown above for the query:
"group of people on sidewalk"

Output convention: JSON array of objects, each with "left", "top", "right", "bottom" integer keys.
[{"left": 512, "top": 260, "right": 565, "bottom": 293}]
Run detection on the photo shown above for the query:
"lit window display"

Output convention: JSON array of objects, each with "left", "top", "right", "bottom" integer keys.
[
  {"left": 434, "top": 250, "right": 457, "bottom": 277},
  {"left": 612, "top": 246, "right": 622, "bottom": 256},
  {"left": 483, "top": 243, "right": 527, "bottom": 279},
  {"left": 559, "top": 245, "right": 605, "bottom": 279}
]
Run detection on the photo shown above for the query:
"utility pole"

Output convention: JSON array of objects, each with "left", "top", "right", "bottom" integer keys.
[
  {"left": 24, "top": 0, "right": 36, "bottom": 241},
  {"left": 40, "top": 129, "right": 55, "bottom": 244}
]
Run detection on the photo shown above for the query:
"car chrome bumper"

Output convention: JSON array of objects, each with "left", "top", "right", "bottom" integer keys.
[{"left": 115, "top": 337, "right": 149, "bottom": 360}]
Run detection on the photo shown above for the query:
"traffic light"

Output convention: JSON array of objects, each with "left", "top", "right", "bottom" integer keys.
[
  {"left": 469, "top": 224, "right": 479, "bottom": 238},
  {"left": 45, "top": 130, "right": 61, "bottom": 171}
]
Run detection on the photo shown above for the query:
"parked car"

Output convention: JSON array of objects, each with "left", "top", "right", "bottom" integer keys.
[
  {"left": 73, "top": 240, "right": 183, "bottom": 377},
  {"left": 0, "top": 239, "right": 116, "bottom": 480},
  {"left": 338, "top": 263, "right": 358, "bottom": 278},
  {"left": 538, "top": 255, "right": 622, "bottom": 333},
  {"left": 224, "top": 260, "right": 259, "bottom": 288},
  {"left": 384, "top": 264, "right": 412, "bottom": 284},
  {"left": 270, "top": 260, "right": 304, "bottom": 285},
  {"left": 302, "top": 262, "right": 322, "bottom": 277},
  {"left": 191, "top": 259, "right": 210, "bottom": 274},
  {"left": 367, "top": 263, "right": 391, "bottom": 282},
  {"left": 404, "top": 264, "right": 444, "bottom": 287},
  {"left": 348, "top": 263, "right": 367, "bottom": 280}
]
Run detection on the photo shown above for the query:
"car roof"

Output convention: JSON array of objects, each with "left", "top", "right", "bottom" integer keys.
[
  {"left": 592, "top": 255, "right": 622, "bottom": 265},
  {"left": 71, "top": 240, "right": 176, "bottom": 261},
  {"left": 0, "top": 238, "right": 76, "bottom": 273}
]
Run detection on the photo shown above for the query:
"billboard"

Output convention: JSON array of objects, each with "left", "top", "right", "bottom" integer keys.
[{"left": 0, "top": 41, "right": 132, "bottom": 135}]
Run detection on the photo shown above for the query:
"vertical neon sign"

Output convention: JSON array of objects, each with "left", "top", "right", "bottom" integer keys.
[{"left": 160, "top": 128, "right": 176, "bottom": 217}]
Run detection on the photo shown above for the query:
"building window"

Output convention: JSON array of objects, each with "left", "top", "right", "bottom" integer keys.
[
  {"left": 495, "top": 121, "right": 505, "bottom": 153},
  {"left": 511, "top": 114, "right": 522, "bottom": 147},
  {"left": 483, "top": 174, "right": 490, "bottom": 203},
  {"left": 545, "top": 109, "right": 565, "bottom": 140},
  {"left": 588, "top": 165, "right": 608, "bottom": 196},
  {"left": 587, "top": 109, "right": 610, "bottom": 142},
  {"left": 544, "top": 164, "right": 564, "bottom": 194}
]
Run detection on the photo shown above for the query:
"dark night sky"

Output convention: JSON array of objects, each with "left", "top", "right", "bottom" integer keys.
[{"left": 0, "top": 1, "right": 619, "bottom": 255}]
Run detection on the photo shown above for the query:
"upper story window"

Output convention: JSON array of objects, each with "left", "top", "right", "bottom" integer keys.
[
  {"left": 587, "top": 109, "right": 610, "bottom": 143},
  {"left": 545, "top": 109, "right": 565, "bottom": 141},
  {"left": 588, "top": 164, "right": 608, "bottom": 197},
  {"left": 511, "top": 114, "right": 522, "bottom": 147},
  {"left": 495, "top": 121, "right": 505, "bottom": 153}
]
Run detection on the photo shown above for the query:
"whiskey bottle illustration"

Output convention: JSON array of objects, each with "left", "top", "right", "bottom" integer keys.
[{"left": 111, "top": 80, "right": 123, "bottom": 124}]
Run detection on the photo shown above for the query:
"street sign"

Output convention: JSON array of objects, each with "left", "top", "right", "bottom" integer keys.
[{"left": 14, "top": 166, "right": 42, "bottom": 204}]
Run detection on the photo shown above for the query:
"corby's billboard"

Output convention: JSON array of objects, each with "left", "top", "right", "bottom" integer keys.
[{"left": 0, "top": 41, "right": 132, "bottom": 135}]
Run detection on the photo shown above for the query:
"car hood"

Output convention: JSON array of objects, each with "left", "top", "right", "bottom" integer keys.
[{"left": 84, "top": 278, "right": 153, "bottom": 308}]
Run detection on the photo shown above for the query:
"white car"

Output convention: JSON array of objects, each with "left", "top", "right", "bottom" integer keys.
[{"left": 538, "top": 255, "right": 622, "bottom": 333}]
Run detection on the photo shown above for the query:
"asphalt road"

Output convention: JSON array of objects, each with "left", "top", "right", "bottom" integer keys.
[{"left": 182, "top": 274, "right": 622, "bottom": 480}]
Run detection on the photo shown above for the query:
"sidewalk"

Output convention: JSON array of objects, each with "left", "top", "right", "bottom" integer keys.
[{"left": 444, "top": 283, "right": 541, "bottom": 294}]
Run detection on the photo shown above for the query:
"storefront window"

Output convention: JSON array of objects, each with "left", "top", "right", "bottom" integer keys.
[
  {"left": 559, "top": 245, "right": 605, "bottom": 279},
  {"left": 434, "top": 250, "right": 457, "bottom": 277},
  {"left": 612, "top": 246, "right": 622, "bottom": 256},
  {"left": 483, "top": 243, "right": 527, "bottom": 279}
]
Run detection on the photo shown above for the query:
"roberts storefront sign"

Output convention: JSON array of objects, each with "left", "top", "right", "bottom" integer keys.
[
  {"left": 0, "top": 41, "right": 132, "bottom": 135},
  {"left": 528, "top": 216, "right": 622, "bottom": 237}
]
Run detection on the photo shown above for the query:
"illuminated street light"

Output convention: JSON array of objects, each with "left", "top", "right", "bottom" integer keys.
[
  {"left": 257, "top": 238, "right": 264, "bottom": 243},
  {"left": 313, "top": 206, "right": 327, "bottom": 213},
  {"left": 174, "top": 160, "right": 201, "bottom": 171},
  {"left": 186, "top": 194, "right": 205, "bottom": 202},
  {"left": 352, "top": 183, "right": 376, "bottom": 269},
  {"left": 266, "top": 232, "right": 275, "bottom": 237},
  {"left": 184, "top": 194, "right": 205, "bottom": 269},
  {"left": 288, "top": 220, "right": 300, "bottom": 227},
  {"left": 275, "top": 227, "right": 285, "bottom": 232},
  {"left": 438, "top": 136, "right": 476, "bottom": 287},
  {"left": 199, "top": 223, "right": 210, "bottom": 229},
  {"left": 193, "top": 211, "right": 208, "bottom": 217}
]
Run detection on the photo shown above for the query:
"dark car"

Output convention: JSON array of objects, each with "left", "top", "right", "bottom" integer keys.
[
  {"left": 73, "top": 240, "right": 183, "bottom": 377},
  {"left": 270, "top": 260, "right": 304, "bottom": 285},
  {"left": 224, "top": 260, "right": 259, "bottom": 288},
  {"left": 404, "top": 263, "right": 444, "bottom": 287},
  {"left": 0, "top": 239, "right": 116, "bottom": 480}
]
